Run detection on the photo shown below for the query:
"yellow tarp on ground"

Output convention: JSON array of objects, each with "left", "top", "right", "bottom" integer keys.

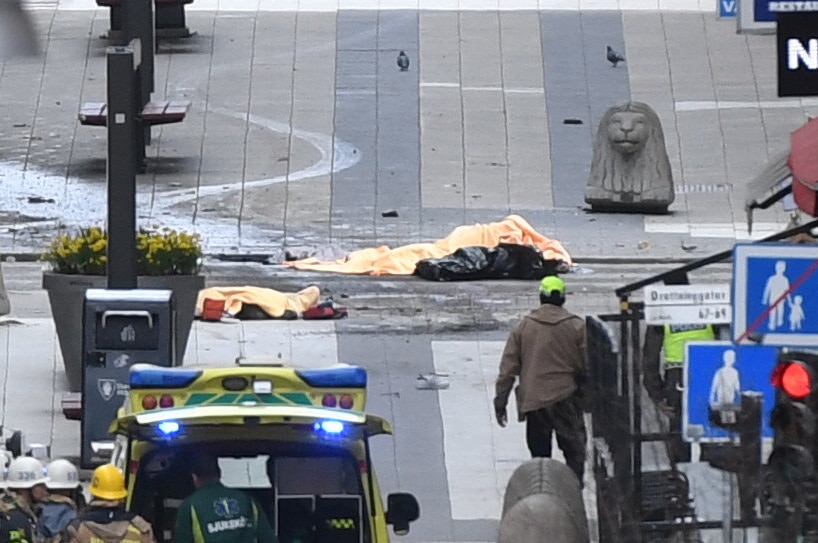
[
  {"left": 283, "top": 215, "right": 572, "bottom": 276},
  {"left": 196, "top": 286, "right": 320, "bottom": 318}
]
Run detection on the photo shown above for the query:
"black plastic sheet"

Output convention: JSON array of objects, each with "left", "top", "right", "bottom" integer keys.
[{"left": 414, "top": 243, "right": 564, "bottom": 281}]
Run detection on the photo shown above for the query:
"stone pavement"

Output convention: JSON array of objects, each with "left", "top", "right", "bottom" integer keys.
[
  {"left": 0, "top": 0, "right": 809, "bottom": 265},
  {"left": 0, "top": 1, "right": 793, "bottom": 540},
  {"left": 0, "top": 259, "right": 738, "bottom": 543},
  {"left": 0, "top": 260, "right": 608, "bottom": 543}
]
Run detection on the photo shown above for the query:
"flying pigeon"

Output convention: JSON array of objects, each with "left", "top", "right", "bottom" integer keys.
[
  {"left": 606, "top": 45, "right": 625, "bottom": 67},
  {"left": 397, "top": 50, "right": 410, "bottom": 72}
]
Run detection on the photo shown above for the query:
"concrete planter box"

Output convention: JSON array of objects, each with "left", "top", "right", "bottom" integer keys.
[{"left": 42, "top": 272, "right": 205, "bottom": 392}]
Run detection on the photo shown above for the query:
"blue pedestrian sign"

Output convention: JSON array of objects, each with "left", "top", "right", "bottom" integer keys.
[
  {"left": 732, "top": 243, "right": 818, "bottom": 347},
  {"left": 683, "top": 341, "right": 778, "bottom": 442}
]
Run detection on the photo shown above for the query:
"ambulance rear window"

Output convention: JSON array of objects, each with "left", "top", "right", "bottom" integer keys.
[{"left": 130, "top": 441, "right": 369, "bottom": 543}]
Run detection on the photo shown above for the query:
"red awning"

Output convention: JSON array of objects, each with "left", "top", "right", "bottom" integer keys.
[{"left": 788, "top": 117, "right": 818, "bottom": 217}]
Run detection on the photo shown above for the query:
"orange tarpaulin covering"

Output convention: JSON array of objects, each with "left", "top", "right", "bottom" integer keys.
[
  {"left": 283, "top": 215, "right": 572, "bottom": 276},
  {"left": 196, "top": 286, "right": 320, "bottom": 318}
]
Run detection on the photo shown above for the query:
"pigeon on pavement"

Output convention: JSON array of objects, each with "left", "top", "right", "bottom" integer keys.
[
  {"left": 397, "top": 50, "right": 410, "bottom": 72},
  {"left": 606, "top": 45, "right": 625, "bottom": 67},
  {"left": 680, "top": 240, "right": 698, "bottom": 252}
]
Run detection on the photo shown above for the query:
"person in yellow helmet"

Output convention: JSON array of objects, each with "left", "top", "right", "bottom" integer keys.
[
  {"left": 61, "top": 464, "right": 155, "bottom": 543},
  {"left": 494, "top": 275, "right": 589, "bottom": 484}
]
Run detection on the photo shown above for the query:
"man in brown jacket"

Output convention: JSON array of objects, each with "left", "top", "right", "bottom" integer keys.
[{"left": 494, "top": 275, "right": 588, "bottom": 483}]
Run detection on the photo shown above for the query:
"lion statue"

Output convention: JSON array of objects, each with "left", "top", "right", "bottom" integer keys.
[{"left": 584, "top": 102, "right": 674, "bottom": 213}]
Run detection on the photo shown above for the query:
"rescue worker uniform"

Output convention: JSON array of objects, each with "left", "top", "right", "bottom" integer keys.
[
  {"left": 63, "top": 502, "right": 153, "bottom": 543},
  {"left": 494, "top": 276, "right": 589, "bottom": 483},
  {"left": 173, "top": 480, "right": 275, "bottom": 543},
  {"left": 0, "top": 498, "right": 35, "bottom": 543},
  {"left": 36, "top": 494, "right": 76, "bottom": 543},
  {"left": 643, "top": 323, "right": 715, "bottom": 463},
  {"left": 3, "top": 456, "right": 47, "bottom": 543},
  {"left": 61, "top": 464, "right": 155, "bottom": 543},
  {"left": 38, "top": 459, "right": 82, "bottom": 543},
  {"left": 0, "top": 494, "right": 37, "bottom": 531}
]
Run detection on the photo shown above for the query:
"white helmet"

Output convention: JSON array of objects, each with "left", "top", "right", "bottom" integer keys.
[
  {"left": 6, "top": 456, "right": 47, "bottom": 489},
  {"left": 45, "top": 459, "right": 80, "bottom": 490}
]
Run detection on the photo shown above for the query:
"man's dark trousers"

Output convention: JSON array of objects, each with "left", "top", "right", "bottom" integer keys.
[
  {"left": 525, "top": 397, "right": 586, "bottom": 483},
  {"left": 663, "top": 367, "right": 691, "bottom": 463}
]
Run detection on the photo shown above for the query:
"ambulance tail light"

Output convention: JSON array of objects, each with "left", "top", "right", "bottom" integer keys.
[
  {"left": 130, "top": 365, "right": 202, "bottom": 389},
  {"left": 297, "top": 366, "right": 367, "bottom": 388},
  {"left": 142, "top": 396, "right": 158, "bottom": 410},
  {"left": 320, "top": 394, "right": 355, "bottom": 409},
  {"left": 159, "top": 394, "right": 175, "bottom": 408}
]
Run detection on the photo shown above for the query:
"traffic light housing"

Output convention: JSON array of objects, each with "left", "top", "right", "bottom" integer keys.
[{"left": 770, "top": 351, "right": 818, "bottom": 445}]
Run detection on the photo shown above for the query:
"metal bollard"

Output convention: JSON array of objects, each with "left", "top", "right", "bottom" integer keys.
[{"left": 498, "top": 458, "right": 589, "bottom": 543}]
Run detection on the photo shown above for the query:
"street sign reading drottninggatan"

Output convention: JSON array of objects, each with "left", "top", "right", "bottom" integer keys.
[{"left": 643, "top": 284, "right": 732, "bottom": 325}]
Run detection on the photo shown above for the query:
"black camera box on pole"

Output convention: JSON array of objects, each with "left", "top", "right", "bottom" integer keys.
[{"left": 80, "top": 289, "right": 176, "bottom": 468}]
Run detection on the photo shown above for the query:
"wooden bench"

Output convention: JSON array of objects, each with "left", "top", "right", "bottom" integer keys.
[{"left": 79, "top": 100, "right": 191, "bottom": 127}]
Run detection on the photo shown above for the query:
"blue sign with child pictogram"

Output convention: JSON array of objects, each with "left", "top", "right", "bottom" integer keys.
[
  {"left": 732, "top": 243, "right": 818, "bottom": 347},
  {"left": 683, "top": 341, "right": 778, "bottom": 442}
]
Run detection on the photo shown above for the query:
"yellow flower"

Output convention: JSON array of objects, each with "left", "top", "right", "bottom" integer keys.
[{"left": 42, "top": 226, "right": 202, "bottom": 276}]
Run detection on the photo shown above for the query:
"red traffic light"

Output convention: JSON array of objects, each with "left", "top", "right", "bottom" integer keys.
[{"left": 777, "top": 362, "right": 813, "bottom": 399}]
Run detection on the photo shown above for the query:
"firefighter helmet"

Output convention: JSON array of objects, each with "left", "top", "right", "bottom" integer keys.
[
  {"left": 6, "top": 456, "right": 47, "bottom": 489},
  {"left": 46, "top": 458, "right": 80, "bottom": 490},
  {"left": 89, "top": 464, "right": 127, "bottom": 500}
]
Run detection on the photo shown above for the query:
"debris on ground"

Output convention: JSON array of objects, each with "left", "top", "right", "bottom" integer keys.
[{"left": 416, "top": 373, "right": 450, "bottom": 390}]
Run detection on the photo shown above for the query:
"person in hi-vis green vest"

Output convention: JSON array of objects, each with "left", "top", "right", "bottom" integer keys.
[
  {"left": 642, "top": 274, "right": 717, "bottom": 464},
  {"left": 643, "top": 323, "right": 715, "bottom": 463}
]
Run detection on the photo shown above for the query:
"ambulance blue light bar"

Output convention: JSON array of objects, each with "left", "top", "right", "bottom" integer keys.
[
  {"left": 130, "top": 365, "right": 202, "bottom": 389},
  {"left": 157, "top": 421, "right": 180, "bottom": 436},
  {"left": 314, "top": 420, "right": 345, "bottom": 435},
  {"left": 296, "top": 366, "right": 367, "bottom": 388}
]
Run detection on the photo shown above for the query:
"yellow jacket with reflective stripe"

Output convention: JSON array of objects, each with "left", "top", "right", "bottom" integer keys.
[{"left": 662, "top": 324, "right": 715, "bottom": 366}]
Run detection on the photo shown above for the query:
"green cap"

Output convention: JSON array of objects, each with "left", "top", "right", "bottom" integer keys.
[{"left": 539, "top": 275, "right": 565, "bottom": 296}]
